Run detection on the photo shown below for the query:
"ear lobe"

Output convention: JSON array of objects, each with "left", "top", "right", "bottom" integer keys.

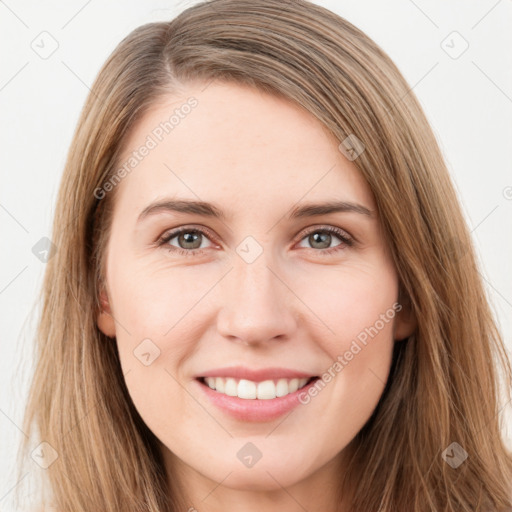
[
  {"left": 393, "top": 298, "right": 417, "bottom": 341},
  {"left": 97, "top": 289, "right": 116, "bottom": 338},
  {"left": 99, "top": 289, "right": 111, "bottom": 314}
]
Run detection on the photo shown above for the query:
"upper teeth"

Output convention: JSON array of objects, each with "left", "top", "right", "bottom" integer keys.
[{"left": 203, "top": 377, "right": 310, "bottom": 400}]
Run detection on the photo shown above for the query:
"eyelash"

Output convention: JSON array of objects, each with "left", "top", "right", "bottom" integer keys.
[{"left": 156, "top": 225, "right": 354, "bottom": 257}]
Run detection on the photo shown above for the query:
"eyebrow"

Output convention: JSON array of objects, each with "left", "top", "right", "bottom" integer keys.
[
  {"left": 288, "top": 200, "right": 374, "bottom": 218},
  {"left": 137, "top": 198, "right": 374, "bottom": 223}
]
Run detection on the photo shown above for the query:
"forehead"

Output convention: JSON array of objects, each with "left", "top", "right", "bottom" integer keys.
[{"left": 112, "top": 81, "right": 375, "bottom": 219}]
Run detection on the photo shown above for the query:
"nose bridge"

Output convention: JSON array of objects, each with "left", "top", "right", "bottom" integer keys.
[
  {"left": 216, "top": 243, "right": 296, "bottom": 344},
  {"left": 231, "top": 246, "right": 285, "bottom": 314}
]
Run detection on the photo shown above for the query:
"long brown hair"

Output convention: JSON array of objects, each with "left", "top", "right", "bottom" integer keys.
[{"left": 16, "top": 0, "right": 512, "bottom": 510}]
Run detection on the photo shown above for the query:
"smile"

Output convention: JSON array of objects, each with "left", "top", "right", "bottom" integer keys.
[
  {"left": 199, "top": 376, "right": 315, "bottom": 399},
  {"left": 194, "top": 366, "right": 320, "bottom": 421}
]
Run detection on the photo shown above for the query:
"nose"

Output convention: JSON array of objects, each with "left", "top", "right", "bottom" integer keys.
[{"left": 216, "top": 252, "right": 298, "bottom": 347}]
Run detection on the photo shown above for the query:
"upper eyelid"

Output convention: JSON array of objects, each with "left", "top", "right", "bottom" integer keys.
[
  {"left": 159, "top": 224, "right": 353, "bottom": 247},
  {"left": 159, "top": 224, "right": 218, "bottom": 244},
  {"left": 294, "top": 224, "right": 352, "bottom": 242}
]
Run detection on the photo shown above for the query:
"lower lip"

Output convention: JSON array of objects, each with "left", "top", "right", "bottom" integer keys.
[{"left": 194, "top": 377, "right": 319, "bottom": 422}]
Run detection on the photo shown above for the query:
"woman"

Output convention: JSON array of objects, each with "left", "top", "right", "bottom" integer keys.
[{"left": 17, "top": 0, "right": 512, "bottom": 510}]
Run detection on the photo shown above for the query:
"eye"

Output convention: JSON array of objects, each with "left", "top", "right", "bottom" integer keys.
[
  {"left": 157, "top": 226, "right": 217, "bottom": 257},
  {"left": 157, "top": 224, "right": 354, "bottom": 257},
  {"left": 295, "top": 226, "right": 354, "bottom": 255}
]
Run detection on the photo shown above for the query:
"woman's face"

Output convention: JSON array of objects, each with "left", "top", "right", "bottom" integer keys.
[{"left": 97, "top": 81, "right": 414, "bottom": 500}]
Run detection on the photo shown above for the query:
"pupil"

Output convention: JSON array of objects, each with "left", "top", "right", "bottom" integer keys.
[
  {"left": 180, "top": 232, "right": 200, "bottom": 249},
  {"left": 311, "top": 232, "right": 330, "bottom": 249}
]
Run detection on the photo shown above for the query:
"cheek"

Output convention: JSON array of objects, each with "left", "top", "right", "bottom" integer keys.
[
  {"left": 110, "top": 266, "right": 197, "bottom": 440},
  {"left": 293, "top": 261, "right": 398, "bottom": 431},
  {"left": 292, "top": 259, "right": 399, "bottom": 354},
  {"left": 109, "top": 264, "right": 223, "bottom": 430},
  {"left": 111, "top": 262, "right": 210, "bottom": 346}
]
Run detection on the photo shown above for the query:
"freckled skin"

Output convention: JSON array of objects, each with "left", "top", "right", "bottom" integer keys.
[{"left": 97, "top": 81, "right": 415, "bottom": 512}]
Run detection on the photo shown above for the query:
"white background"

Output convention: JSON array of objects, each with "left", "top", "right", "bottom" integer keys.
[{"left": 1, "top": 0, "right": 511, "bottom": 509}]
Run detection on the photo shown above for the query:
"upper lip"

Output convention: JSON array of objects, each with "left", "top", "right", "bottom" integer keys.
[{"left": 197, "top": 366, "right": 317, "bottom": 382}]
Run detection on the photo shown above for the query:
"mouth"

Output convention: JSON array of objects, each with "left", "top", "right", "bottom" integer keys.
[
  {"left": 197, "top": 376, "right": 319, "bottom": 400},
  {"left": 194, "top": 366, "right": 321, "bottom": 421},
  {"left": 195, "top": 374, "right": 321, "bottom": 422}
]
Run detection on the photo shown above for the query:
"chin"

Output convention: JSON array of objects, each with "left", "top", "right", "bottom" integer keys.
[
  {"left": 216, "top": 467, "right": 304, "bottom": 491},
  {"left": 200, "top": 455, "right": 315, "bottom": 491}
]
